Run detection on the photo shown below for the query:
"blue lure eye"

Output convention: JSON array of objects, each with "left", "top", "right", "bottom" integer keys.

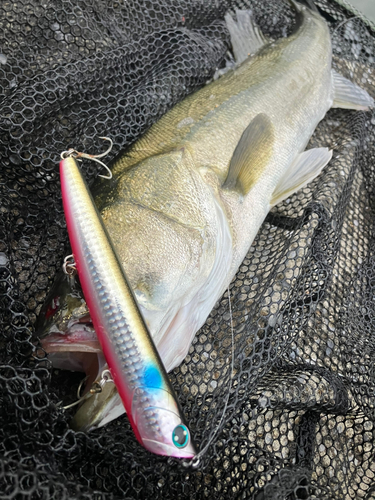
[{"left": 172, "top": 424, "right": 189, "bottom": 448}]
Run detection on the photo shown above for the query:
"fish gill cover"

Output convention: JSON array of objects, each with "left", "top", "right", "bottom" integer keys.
[{"left": 0, "top": 0, "right": 375, "bottom": 498}]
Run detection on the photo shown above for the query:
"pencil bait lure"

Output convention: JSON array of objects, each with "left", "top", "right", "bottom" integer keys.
[{"left": 59, "top": 143, "right": 196, "bottom": 458}]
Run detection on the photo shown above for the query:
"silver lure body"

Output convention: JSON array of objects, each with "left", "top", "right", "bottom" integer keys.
[{"left": 60, "top": 156, "right": 196, "bottom": 458}]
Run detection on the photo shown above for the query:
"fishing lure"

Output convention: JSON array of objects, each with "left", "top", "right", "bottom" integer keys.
[{"left": 59, "top": 143, "right": 196, "bottom": 458}]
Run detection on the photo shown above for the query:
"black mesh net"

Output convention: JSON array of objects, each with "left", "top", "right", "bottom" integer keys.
[{"left": 1, "top": 0, "right": 375, "bottom": 498}]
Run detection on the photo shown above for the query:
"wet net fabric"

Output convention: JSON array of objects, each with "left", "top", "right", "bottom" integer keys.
[{"left": 1, "top": 0, "right": 375, "bottom": 498}]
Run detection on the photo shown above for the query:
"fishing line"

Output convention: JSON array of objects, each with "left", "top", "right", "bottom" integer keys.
[
  {"left": 332, "top": 15, "right": 361, "bottom": 35},
  {"left": 184, "top": 285, "right": 235, "bottom": 468}
]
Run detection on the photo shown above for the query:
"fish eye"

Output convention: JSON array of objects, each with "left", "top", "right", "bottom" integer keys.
[{"left": 172, "top": 424, "right": 189, "bottom": 448}]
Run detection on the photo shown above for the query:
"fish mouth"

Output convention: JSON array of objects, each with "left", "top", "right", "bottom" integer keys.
[
  {"left": 36, "top": 272, "right": 110, "bottom": 421},
  {"left": 40, "top": 322, "right": 102, "bottom": 354},
  {"left": 36, "top": 270, "right": 101, "bottom": 354},
  {"left": 39, "top": 319, "right": 103, "bottom": 397}
]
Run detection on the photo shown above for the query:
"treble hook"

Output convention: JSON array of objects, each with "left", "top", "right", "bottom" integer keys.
[
  {"left": 61, "top": 376, "right": 89, "bottom": 410},
  {"left": 61, "top": 369, "right": 115, "bottom": 410},
  {"left": 62, "top": 254, "right": 77, "bottom": 276},
  {"left": 60, "top": 137, "right": 113, "bottom": 180}
]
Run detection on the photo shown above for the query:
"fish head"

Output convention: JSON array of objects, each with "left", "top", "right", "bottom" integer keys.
[
  {"left": 131, "top": 385, "right": 196, "bottom": 458},
  {"left": 36, "top": 273, "right": 122, "bottom": 429}
]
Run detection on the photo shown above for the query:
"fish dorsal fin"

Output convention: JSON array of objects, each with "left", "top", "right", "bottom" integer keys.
[
  {"left": 223, "top": 113, "right": 274, "bottom": 196},
  {"left": 271, "top": 147, "right": 332, "bottom": 207},
  {"left": 225, "top": 10, "right": 269, "bottom": 64},
  {"left": 332, "top": 69, "right": 374, "bottom": 110}
]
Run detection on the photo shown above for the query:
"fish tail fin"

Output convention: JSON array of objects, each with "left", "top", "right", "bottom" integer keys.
[
  {"left": 224, "top": 10, "right": 269, "bottom": 64},
  {"left": 332, "top": 70, "right": 374, "bottom": 110}
]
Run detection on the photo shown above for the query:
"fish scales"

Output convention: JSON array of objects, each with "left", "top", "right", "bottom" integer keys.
[{"left": 96, "top": 11, "right": 329, "bottom": 188}]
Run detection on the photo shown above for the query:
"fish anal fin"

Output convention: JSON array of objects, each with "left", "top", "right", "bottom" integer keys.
[
  {"left": 271, "top": 147, "right": 332, "bottom": 207},
  {"left": 332, "top": 69, "right": 374, "bottom": 110},
  {"left": 223, "top": 113, "right": 275, "bottom": 196},
  {"left": 225, "top": 10, "right": 269, "bottom": 64}
]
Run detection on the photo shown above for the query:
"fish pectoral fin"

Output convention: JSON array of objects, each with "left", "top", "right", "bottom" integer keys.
[
  {"left": 271, "top": 147, "right": 333, "bottom": 207},
  {"left": 225, "top": 10, "right": 269, "bottom": 64},
  {"left": 332, "top": 69, "right": 374, "bottom": 110},
  {"left": 223, "top": 113, "right": 274, "bottom": 196}
]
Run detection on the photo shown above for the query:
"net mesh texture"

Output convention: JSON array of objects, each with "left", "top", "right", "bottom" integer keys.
[{"left": 1, "top": 0, "right": 375, "bottom": 498}]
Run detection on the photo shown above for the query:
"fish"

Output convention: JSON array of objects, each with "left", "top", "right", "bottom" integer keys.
[
  {"left": 59, "top": 154, "right": 196, "bottom": 458},
  {"left": 38, "top": 0, "right": 374, "bottom": 431}
]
